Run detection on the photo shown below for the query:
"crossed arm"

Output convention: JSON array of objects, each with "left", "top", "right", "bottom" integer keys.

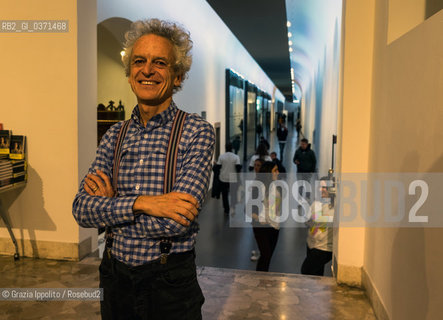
[
  {"left": 84, "top": 170, "right": 199, "bottom": 227},
  {"left": 72, "top": 121, "right": 215, "bottom": 238}
]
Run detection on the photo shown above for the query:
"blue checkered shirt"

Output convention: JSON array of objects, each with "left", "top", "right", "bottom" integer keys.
[{"left": 72, "top": 101, "right": 215, "bottom": 266}]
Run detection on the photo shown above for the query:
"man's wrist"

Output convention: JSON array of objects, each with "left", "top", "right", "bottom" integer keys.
[{"left": 133, "top": 195, "right": 151, "bottom": 215}]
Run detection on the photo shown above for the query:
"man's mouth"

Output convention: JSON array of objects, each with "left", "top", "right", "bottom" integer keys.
[{"left": 138, "top": 80, "right": 160, "bottom": 85}]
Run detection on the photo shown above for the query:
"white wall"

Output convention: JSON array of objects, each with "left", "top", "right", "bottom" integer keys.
[
  {"left": 333, "top": 0, "right": 376, "bottom": 286},
  {"left": 97, "top": 0, "right": 285, "bottom": 150},
  {"left": 288, "top": 0, "right": 342, "bottom": 176},
  {"left": 0, "top": 0, "right": 83, "bottom": 259},
  {"left": 365, "top": 2, "right": 443, "bottom": 319},
  {"left": 78, "top": 0, "right": 99, "bottom": 248}
]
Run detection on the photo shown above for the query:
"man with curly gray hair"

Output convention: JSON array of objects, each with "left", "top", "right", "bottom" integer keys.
[
  {"left": 121, "top": 18, "right": 193, "bottom": 92},
  {"left": 73, "top": 18, "right": 215, "bottom": 319}
]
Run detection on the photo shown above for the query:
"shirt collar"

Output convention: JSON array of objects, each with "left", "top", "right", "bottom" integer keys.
[{"left": 131, "top": 100, "right": 178, "bottom": 127}]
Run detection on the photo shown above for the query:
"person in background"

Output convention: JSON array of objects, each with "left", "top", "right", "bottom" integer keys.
[
  {"left": 259, "top": 136, "right": 270, "bottom": 151},
  {"left": 270, "top": 151, "right": 286, "bottom": 174},
  {"left": 250, "top": 158, "right": 265, "bottom": 261},
  {"left": 295, "top": 118, "right": 302, "bottom": 140},
  {"left": 301, "top": 177, "right": 334, "bottom": 276},
  {"left": 248, "top": 143, "right": 272, "bottom": 171},
  {"left": 211, "top": 162, "right": 222, "bottom": 199},
  {"left": 72, "top": 19, "right": 215, "bottom": 319},
  {"left": 293, "top": 138, "right": 316, "bottom": 199},
  {"left": 251, "top": 161, "right": 281, "bottom": 271},
  {"left": 215, "top": 143, "right": 242, "bottom": 214},
  {"left": 276, "top": 117, "right": 288, "bottom": 161},
  {"left": 232, "top": 135, "right": 241, "bottom": 155},
  {"left": 293, "top": 138, "right": 316, "bottom": 174}
]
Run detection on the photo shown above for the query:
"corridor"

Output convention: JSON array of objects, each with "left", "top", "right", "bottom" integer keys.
[
  {"left": 196, "top": 125, "right": 332, "bottom": 276},
  {"left": 1, "top": 0, "right": 442, "bottom": 319}
]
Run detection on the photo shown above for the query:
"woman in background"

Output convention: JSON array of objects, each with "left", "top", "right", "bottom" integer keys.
[{"left": 251, "top": 161, "right": 281, "bottom": 271}]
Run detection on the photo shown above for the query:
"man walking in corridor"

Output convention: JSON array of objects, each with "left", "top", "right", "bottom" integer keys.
[
  {"left": 293, "top": 138, "right": 317, "bottom": 174},
  {"left": 216, "top": 143, "right": 242, "bottom": 214},
  {"left": 276, "top": 117, "right": 288, "bottom": 161},
  {"left": 293, "top": 138, "right": 317, "bottom": 199}
]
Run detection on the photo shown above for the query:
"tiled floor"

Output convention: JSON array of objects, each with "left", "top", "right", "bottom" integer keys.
[
  {"left": 0, "top": 125, "right": 372, "bottom": 319},
  {"left": 0, "top": 256, "right": 375, "bottom": 319}
]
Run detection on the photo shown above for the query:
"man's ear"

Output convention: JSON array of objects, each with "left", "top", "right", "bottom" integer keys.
[{"left": 174, "top": 73, "right": 183, "bottom": 87}]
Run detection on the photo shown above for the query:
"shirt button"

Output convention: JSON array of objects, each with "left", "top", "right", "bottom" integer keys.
[
  {"left": 135, "top": 184, "right": 140, "bottom": 190},
  {"left": 144, "top": 134, "right": 148, "bottom": 139},
  {"left": 125, "top": 256, "right": 129, "bottom": 262},
  {"left": 139, "top": 159, "right": 144, "bottom": 164}
]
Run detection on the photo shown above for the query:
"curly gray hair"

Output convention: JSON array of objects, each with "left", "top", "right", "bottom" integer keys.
[{"left": 121, "top": 19, "right": 193, "bottom": 92}]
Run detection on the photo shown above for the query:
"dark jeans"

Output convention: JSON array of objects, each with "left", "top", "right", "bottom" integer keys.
[
  {"left": 301, "top": 246, "right": 332, "bottom": 276},
  {"left": 297, "top": 172, "right": 314, "bottom": 200},
  {"left": 252, "top": 227, "right": 280, "bottom": 272},
  {"left": 100, "top": 250, "right": 204, "bottom": 320},
  {"left": 278, "top": 142, "right": 285, "bottom": 161},
  {"left": 220, "top": 181, "right": 230, "bottom": 213}
]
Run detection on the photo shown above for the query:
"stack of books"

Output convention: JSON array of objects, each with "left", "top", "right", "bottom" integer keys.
[
  {"left": 0, "top": 130, "right": 26, "bottom": 160},
  {"left": 0, "top": 160, "right": 13, "bottom": 189},
  {"left": 0, "top": 130, "right": 11, "bottom": 160},
  {"left": 0, "top": 160, "right": 27, "bottom": 191},
  {"left": 0, "top": 128, "right": 27, "bottom": 191}
]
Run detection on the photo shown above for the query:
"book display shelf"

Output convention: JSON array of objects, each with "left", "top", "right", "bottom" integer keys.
[{"left": 0, "top": 127, "right": 27, "bottom": 260}]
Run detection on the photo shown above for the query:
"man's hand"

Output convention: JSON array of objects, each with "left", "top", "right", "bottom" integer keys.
[
  {"left": 133, "top": 192, "right": 199, "bottom": 227},
  {"left": 84, "top": 170, "right": 115, "bottom": 198}
]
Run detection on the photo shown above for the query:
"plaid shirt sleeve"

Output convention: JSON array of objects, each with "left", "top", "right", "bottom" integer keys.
[
  {"left": 72, "top": 123, "right": 137, "bottom": 228},
  {"left": 127, "top": 118, "right": 215, "bottom": 238}
]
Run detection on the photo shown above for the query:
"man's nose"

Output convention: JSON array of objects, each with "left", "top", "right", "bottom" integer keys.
[{"left": 142, "top": 61, "right": 155, "bottom": 75}]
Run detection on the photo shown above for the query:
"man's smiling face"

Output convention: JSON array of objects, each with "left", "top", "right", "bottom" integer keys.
[{"left": 128, "top": 34, "right": 182, "bottom": 107}]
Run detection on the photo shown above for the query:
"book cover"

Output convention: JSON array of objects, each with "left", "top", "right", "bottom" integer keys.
[
  {"left": 0, "top": 130, "right": 11, "bottom": 155},
  {"left": 9, "top": 135, "right": 26, "bottom": 160}
]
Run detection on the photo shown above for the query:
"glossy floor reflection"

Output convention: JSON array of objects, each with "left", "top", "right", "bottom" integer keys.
[{"left": 0, "top": 256, "right": 375, "bottom": 319}]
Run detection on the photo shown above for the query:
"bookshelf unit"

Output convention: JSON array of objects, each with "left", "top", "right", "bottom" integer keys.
[{"left": 0, "top": 134, "right": 27, "bottom": 260}]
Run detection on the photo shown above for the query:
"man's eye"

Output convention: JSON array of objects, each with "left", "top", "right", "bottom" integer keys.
[
  {"left": 154, "top": 60, "right": 167, "bottom": 66},
  {"left": 133, "top": 59, "right": 144, "bottom": 65}
]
